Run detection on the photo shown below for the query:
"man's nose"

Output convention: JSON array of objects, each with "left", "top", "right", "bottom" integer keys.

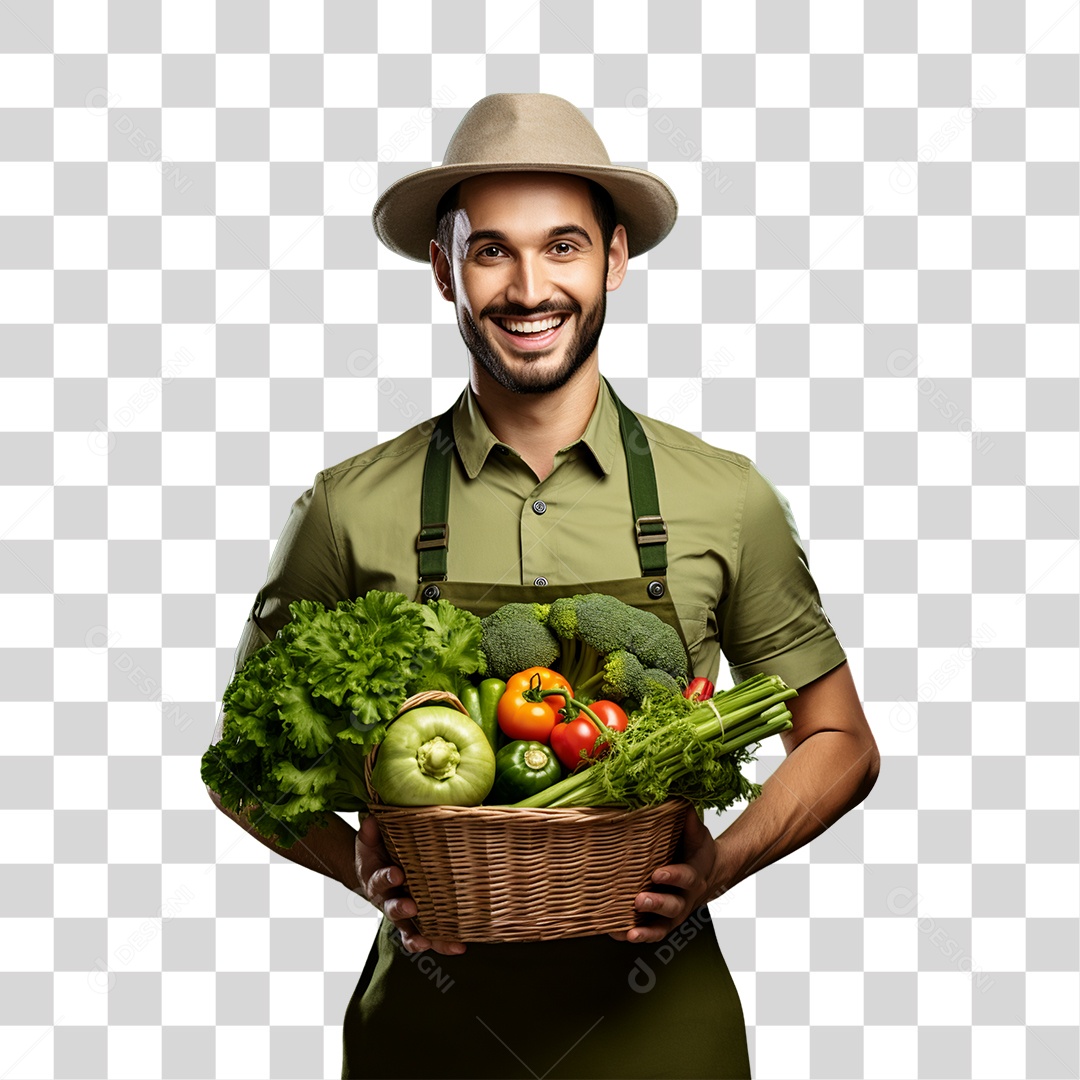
[{"left": 504, "top": 251, "right": 553, "bottom": 311}]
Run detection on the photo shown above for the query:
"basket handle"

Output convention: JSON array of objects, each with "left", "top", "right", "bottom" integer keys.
[{"left": 362, "top": 690, "right": 472, "bottom": 806}]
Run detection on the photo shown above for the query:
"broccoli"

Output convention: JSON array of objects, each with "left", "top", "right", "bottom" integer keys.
[
  {"left": 586, "top": 648, "right": 681, "bottom": 704},
  {"left": 547, "top": 592, "right": 627, "bottom": 655},
  {"left": 546, "top": 593, "right": 688, "bottom": 706},
  {"left": 479, "top": 601, "right": 558, "bottom": 681}
]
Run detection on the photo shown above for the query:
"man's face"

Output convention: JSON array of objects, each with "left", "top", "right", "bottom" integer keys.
[{"left": 435, "top": 172, "right": 624, "bottom": 395}]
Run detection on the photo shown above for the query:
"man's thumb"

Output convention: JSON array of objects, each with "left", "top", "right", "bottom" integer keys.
[
  {"left": 358, "top": 813, "right": 379, "bottom": 846},
  {"left": 684, "top": 805, "right": 708, "bottom": 846}
]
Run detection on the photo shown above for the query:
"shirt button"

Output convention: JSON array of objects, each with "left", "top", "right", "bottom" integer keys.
[
  {"left": 534, "top": 577, "right": 548, "bottom": 587},
  {"left": 497, "top": 445, "right": 510, "bottom": 455},
  {"left": 532, "top": 499, "right": 547, "bottom": 515}
]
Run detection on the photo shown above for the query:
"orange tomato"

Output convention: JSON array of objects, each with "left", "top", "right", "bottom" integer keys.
[{"left": 497, "top": 667, "right": 575, "bottom": 743}]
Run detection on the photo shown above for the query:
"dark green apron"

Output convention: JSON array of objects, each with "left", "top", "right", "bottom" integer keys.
[{"left": 342, "top": 383, "right": 751, "bottom": 1080}]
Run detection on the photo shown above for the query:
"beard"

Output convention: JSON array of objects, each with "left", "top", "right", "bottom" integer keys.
[{"left": 458, "top": 282, "right": 607, "bottom": 395}]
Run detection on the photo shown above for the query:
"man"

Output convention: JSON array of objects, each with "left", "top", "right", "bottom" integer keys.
[{"left": 210, "top": 93, "right": 879, "bottom": 1079}]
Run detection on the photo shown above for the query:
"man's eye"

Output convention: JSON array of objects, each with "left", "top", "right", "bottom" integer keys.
[
  {"left": 478, "top": 246, "right": 502, "bottom": 258},
  {"left": 552, "top": 242, "right": 573, "bottom": 254}
]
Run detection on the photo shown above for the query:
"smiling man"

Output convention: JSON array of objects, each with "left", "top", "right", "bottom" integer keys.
[
  {"left": 212, "top": 93, "right": 879, "bottom": 1080},
  {"left": 427, "top": 169, "right": 624, "bottom": 482},
  {"left": 434, "top": 171, "right": 613, "bottom": 398}
]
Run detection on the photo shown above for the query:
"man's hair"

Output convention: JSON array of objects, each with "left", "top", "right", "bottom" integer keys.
[{"left": 434, "top": 176, "right": 618, "bottom": 264}]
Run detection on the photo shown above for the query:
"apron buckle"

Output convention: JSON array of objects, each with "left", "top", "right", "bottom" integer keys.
[
  {"left": 635, "top": 514, "right": 667, "bottom": 545},
  {"left": 416, "top": 523, "right": 450, "bottom": 551}
]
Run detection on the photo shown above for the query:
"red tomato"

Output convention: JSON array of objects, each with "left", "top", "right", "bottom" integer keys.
[
  {"left": 588, "top": 699, "right": 630, "bottom": 735},
  {"left": 497, "top": 668, "right": 574, "bottom": 743},
  {"left": 550, "top": 700, "right": 628, "bottom": 771}
]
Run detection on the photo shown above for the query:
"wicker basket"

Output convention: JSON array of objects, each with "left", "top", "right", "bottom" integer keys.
[{"left": 363, "top": 690, "right": 688, "bottom": 942}]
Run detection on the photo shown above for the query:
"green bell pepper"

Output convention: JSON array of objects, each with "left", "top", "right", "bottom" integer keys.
[{"left": 488, "top": 740, "right": 563, "bottom": 803}]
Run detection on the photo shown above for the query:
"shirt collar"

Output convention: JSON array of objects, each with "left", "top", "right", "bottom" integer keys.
[{"left": 452, "top": 377, "right": 620, "bottom": 480}]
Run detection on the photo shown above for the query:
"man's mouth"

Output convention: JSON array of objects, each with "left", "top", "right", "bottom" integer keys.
[
  {"left": 492, "top": 315, "right": 567, "bottom": 336},
  {"left": 490, "top": 314, "right": 569, "bottom": 350}
]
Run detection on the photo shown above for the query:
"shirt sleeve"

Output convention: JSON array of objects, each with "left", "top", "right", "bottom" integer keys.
[
  {"left": 230, "top": 470, "right": 352, "bottom": 673},
  {"left": 718, "top": 462, "right": 847, "bottom": 690}
]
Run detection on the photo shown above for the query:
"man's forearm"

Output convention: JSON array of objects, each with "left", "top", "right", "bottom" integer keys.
[
  {"left": 209, "top": 788, "right": 361, "bottom": 892},
  {"left": 711, "top": 730, "right": 879, "bottom": 896}
]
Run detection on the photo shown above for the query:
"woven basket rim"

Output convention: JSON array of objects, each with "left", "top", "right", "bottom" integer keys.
[{"left": 367, "top": 796, "right": 690, "bottom": 821}]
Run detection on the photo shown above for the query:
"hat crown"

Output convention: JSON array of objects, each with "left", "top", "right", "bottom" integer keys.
[{"left": 442, "top": 92, "right": 613, "bottom": 169}]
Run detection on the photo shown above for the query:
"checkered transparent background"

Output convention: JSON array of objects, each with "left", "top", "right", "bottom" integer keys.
[{"left": 1, "top": 1, "right": 1079, "bottom": 1077}]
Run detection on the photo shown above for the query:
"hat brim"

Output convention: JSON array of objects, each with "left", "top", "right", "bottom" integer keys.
[{"left": 372, "top": 162, "right": 678, "bottom": 263}]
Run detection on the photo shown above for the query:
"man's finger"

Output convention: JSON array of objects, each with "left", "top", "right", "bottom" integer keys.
[
  {"left": 651, "top": 863, "right": 693, "bottom": 888},
  {"left": 430, "top": 938, "right": 467, "bottom": 955},
  {"left": 635, "top": 891, "right": 684, "bottom": 918},
  {"left": 626, "top": 922, "right": 673, "bottom": 944},
  {"left": 378, "top": 865, "right": 403, "bottom": 892},
  {"left": 395, "top": 922, "right": 431, "bottom": 953},
  {"left": 397, "top": 927, "right": 465, "bottom": 957},
  {"left": 383, "top": 895, "right": 417, "bottom": 923}
]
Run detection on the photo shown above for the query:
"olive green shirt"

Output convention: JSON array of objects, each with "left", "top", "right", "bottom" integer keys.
[{"left": 232, "top": 378, "right": 846, "bottom": 691}]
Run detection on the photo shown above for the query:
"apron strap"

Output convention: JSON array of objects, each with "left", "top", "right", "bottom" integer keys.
[
  {"left": 417, "top": 381, "right": 669, "bottom": 582},
  {"left": 416, "top": 402, "right": 458, "bottom": 583},
  {"left": 602, "top": 377, "right": 669, "bottom": 576}
]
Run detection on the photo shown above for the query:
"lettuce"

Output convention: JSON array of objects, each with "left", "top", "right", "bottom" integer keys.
[{"left": 202, "top": 590, "right": 486, "bottom": 846}]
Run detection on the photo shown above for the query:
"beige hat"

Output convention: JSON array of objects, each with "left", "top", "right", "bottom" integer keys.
[{"left": 371, "top": 92, "right": 678, "bottom": 262}]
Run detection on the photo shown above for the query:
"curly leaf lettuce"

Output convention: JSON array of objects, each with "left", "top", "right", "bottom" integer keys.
[
  {"left": 202, "top": 589, "right": 486, "bottom": 846},
  {"left": 410, "top": 598, "right": 488, "bottom": 697}
]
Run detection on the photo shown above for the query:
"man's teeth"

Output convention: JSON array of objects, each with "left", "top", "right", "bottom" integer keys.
[{"left": 498, "top": 316, "right": 565, "bottom": 334}]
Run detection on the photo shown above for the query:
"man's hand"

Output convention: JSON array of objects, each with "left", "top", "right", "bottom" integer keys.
[
  {"left": 354, "top": 814, "right": 467, "bottom": 956},
  {"left": 609, "top": 805, "right": 720, "bottom": 944}
]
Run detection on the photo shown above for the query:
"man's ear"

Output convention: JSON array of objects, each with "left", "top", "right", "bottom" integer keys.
[
  {"left": 605, "top": 223, "right": 630, "bottom": 292},
  {"left": 430, "top": 239, "right": 455, "bottom": 302}
]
